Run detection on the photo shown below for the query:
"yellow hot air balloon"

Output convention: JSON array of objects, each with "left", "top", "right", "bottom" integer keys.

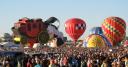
[
  {"left": 86, "top": 34, "right": 106, "bottom": 48},
  {"left": 13, "top": 37, "right": 21, "bottom": 44},
  {"left": 14, "top": 37, "right": 21, "bottom": 42}
]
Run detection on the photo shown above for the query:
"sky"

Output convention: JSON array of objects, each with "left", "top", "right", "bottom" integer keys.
[{"left": 0, "top": 0, "right": 128, "bottom": 40}]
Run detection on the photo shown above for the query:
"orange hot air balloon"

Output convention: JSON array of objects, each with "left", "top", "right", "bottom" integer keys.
[
  {"left": 65, "top": 18, "right": 86, "bottom": 42},
  {"left": 101, "top": 16, "right": 126, "bottom": 46}
]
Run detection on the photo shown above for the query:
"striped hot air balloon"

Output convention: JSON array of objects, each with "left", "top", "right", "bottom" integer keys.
[{"left": 101, "top": 16, "right": 126, "bottom": 46}]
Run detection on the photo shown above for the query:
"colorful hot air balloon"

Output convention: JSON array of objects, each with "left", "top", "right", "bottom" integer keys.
[
  {"left": 65, "top": 18, "right": 86, "bottom": 42},
  {"left": 86, "top": 34, "right": 106, "bottom": 48},
  {"left": 101, "top": 16, "right": 126, "bottom": 46},
  {"left": 89, "top": 27, "right": 112, "bottom": 47},
  {"left": 90, "top": 27, "right": 103, "bottom": 35}
]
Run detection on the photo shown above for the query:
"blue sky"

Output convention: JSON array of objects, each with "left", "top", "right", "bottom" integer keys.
[{"left": 0, "top": 0, "right": 128, "bottom": 40}]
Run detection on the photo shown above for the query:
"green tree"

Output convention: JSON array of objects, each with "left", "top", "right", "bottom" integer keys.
[{"left": 3, "top": 33, "right": 13, "bottom": 42}]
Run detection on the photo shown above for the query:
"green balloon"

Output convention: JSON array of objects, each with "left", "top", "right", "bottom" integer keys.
[{"left": 38, "top": 30, "right": 50, "bottom": 44}]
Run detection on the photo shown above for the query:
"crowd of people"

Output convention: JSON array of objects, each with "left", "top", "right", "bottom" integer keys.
[{"left": 0, "top": 44, "right": 128, "bottom": 67}]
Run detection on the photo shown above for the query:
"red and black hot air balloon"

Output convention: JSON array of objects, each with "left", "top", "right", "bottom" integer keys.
[{"left": 65, "top": 18, "right": 86, "bottom": 42}]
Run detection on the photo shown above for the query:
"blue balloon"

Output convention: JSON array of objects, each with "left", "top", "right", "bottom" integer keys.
[{"left": 90, "top": 27, "right": 103, "bottom": 35}]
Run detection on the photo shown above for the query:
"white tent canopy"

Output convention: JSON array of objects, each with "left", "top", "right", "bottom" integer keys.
[{"left": 0, "top": 42, "right": 24, "bottom": 52}]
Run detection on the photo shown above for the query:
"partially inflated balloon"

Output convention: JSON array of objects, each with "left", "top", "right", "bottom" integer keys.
[
  {"left": 101, "top": 17, "right": 126, "bottom": 46},
  {"left": 86, "top": 34, "right": 106, "bottom": 48},
  {"left": 90, "top": 27, "right": 103, "bottom": 35},
  {"left": 65, "top": 18, "right": 86, "bottom": 42},
  {"left": 89, "top": 27, "right": 112, "bottom": 47}
]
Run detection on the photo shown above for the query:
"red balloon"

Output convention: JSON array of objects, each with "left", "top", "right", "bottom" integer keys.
[
  {"left": 101, "top": 17, "right": 126, "bottom": 46},
  {"left": 65, "top": 18, "right": 86, "bottom": 42}
]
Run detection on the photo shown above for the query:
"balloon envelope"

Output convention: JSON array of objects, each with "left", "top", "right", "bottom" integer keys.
[
  {"left": 90, "top": 27, "right": 103, "bottom": 35},
  {"left": 65, "top": 18, "right": 86, "bottom": 42},
  {"left": 86, "top": 34, "right": 106, "bottom": 48},
  {"left": 101, "top": 16, "right": 126, "bottom": 46},
  {"left": 89, "top": 27, "right": 112, "bottom": 47}
]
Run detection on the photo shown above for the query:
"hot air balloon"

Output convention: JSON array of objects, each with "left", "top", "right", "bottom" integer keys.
[
  {"left": 12, "top": 17, "right": 64, "bottom": 48},
  {"left": 89, "top": 27, "right": 112, "bottom": 47},
  {"left": 86, "top": 34, "right": 106, "bottom": 48},
  {"left": 101, "top": 16, "right": 126, "bottom": 46},
  {"left": 90, "top": 27, "right": 103, "bottom": 35},
  {"left": 65, "top": 18, "right": 86, "bottom": 42}
]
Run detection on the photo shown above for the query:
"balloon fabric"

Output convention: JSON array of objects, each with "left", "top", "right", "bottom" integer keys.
[{"left": 65, "top": 18, "right": 86, "bottom": 42}]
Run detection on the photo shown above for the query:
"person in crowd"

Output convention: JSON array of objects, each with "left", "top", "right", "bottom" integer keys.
[
  {"left": 0, "top": 44, "right": 127, "bottom": 67},
  {"left": 101, "top": 60, "right": 108, "bottom": 67},
  {"left": 34, "top": 60, "right": 42, "bottom": 67},
  {"left": 49, "top": 57, "right": 57, "bottom": 67},
  {"left": 125, "top": 56, "right": 128, "bottom": 67},
  {"left": 81, "top": 59, "right": 87, "bottom": 67},
  {"left": 87, "top": 58, "right": 93, "bottom": 67},
  {"left": 27, "top": 58, "right": 32, "bottom": 67}
]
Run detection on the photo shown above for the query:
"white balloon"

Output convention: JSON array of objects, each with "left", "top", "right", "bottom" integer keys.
[{"left": 47, "top": 25, "right": 63, "bottom": 39}]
